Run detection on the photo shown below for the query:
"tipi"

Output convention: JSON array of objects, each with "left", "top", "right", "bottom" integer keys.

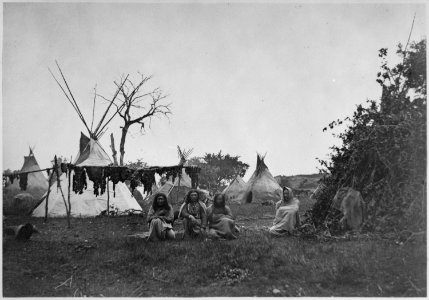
[
  {"left": 32, "top": 133, "right": 142, "bottom": 217},
  {"left": 3, "top": 148, "right": 49, "bottom": 211},
  {"left": 222, "top": 175, "right": 246, "bottom": 203},
  {"left": 32, "top": 63, "right": 141, "bottom": 217},
  {"left": 241, "top": 154, "right": 282, "bottom": 204},
  {"left": 146, "top": 147, "right": 207, "bottom": 205}
]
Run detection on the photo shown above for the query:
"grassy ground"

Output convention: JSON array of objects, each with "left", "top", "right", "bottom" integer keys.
[{"left": 3, "top": 196, "right": 426, "bottom": 297}]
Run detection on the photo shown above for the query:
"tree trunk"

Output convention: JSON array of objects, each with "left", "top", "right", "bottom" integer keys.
[
  {"left": 119, "top": 124, "right": 130, "bottom": 166},
  {"left": 110, "top": 133, "right": 118, "bottom": 166}
]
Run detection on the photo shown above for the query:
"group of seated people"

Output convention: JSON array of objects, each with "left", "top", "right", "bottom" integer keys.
[{"left": 146, "top": 186, "right": 300, "bottom": 242}]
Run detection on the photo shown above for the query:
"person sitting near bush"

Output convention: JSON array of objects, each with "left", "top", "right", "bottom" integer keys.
[
  {"left": 269, "top": 187, "right": 300, "bottom": 236},
  {"left": 207, "top": 193, "right": 239, "bottom": 240},
  {"left": 147, "top": 192, "right": 176, "bottom": 241},
  {"left": 179, "top": 189, "right": 208, "bottom": 238}
]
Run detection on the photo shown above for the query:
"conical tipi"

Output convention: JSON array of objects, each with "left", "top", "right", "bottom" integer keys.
[
  {"left": 146, "top": 147, "right": 207, "bottom": 205},
  {"left": 32, "top": 133, "right": 142, "bottom": 217},
  {"left": 32, "top": 64, "right": 141, "bottom": 217},
  {"left": 222, "top": 175, "right": 246, "bottom": 203},
  {"left": 3, "top": 148, "right": 49, "bottom": 204},
  {"left": 148, "top": 169, "right": 194, "bottom": 205},
  {"left": 241, "top": 154, "right": 282, "bottom": 204}
]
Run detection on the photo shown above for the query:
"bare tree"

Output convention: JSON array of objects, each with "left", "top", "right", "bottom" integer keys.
[{"left": 98, "top": 73, "right": 171, "bottom": 166}]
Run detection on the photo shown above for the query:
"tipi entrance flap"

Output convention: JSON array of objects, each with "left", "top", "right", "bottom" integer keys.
[
  {"left": 73, "top": 133, "right": 112, "bottom": 167},
  {"left": 73, "top": 132, "right": 91, "bottom": 165}
]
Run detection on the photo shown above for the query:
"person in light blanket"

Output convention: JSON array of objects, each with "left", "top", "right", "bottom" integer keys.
[{"left": 269, "top": 187, "right": 300, "bottom": 236}]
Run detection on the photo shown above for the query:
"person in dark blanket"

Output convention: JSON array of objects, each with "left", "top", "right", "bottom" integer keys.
[
  {"left": 207, "top": 193, "right": 239, "bottom": 239},
  {"left": 179, "top": 189, "right": 208, "bottom": 238},
  {"left": 147, "top": 192, "right": 176, "bottom": 241}
]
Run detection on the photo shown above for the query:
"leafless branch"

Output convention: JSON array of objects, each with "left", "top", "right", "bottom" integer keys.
[
  {"left": 93, "top": 74, "right": 129, "bottom": 136},
  {"left": 96, "top": 93, "right": 122, "bottom": 111},
  {"left": 125, "top": 78, "right": 136, "bottom": 90},
  {"left": 130, "top": 92, "right": 153, "bottom": 104},
  {"left": 111, "top": 73, "right": 172, "bottom": 165},
  {"left": 97, "top": 100, "right": 127, "bottom": 136}
]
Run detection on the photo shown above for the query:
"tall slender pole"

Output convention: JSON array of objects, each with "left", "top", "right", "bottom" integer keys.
[
  {"left": 107, "top": 176, "right": 110, "bottom": 217},
  {"left": 44, "top": 169, "right": 55, "bottom": 223},
  {"left": 67, "top": 168, "right": 72, "bottom": 221},
  {"left": 177, "top": 171, "right": 181, "bottom": 204},
  {"left": 54, "top": 155, "right": 70, "bottom": 228},
  {"left": 67, "top": 156, "right": 72, "bottom": 216}
]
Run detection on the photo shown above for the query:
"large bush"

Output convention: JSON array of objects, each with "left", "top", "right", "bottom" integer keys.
[{"left": 310, "top": 39, "right": 426, "bottom": 233}]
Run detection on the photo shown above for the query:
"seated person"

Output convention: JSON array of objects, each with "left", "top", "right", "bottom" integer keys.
[
  {"left": 179, "top": 189, "right": 208, "bottom": 238},
  {"left": 269, "top": 187, "right": 300, "bottom": 236},
  {"left": 207, "top": 193, "right": 239, "bottom": 239},
  {"left": 147, "top": 193, "right": 176, "bottom": 241}
]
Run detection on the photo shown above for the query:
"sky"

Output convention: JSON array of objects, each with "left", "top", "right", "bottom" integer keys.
[{"left": 2, "top": 2, "right": 427, "bottom": 181}]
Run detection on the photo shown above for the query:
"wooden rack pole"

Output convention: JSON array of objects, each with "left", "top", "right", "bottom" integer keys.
[
  {"left": 44, "top": 169, "right": 55, "bottom": 223},
  {"left": 107, "top": 177, "right": 110, "bottom": 217},
  {"left": 67, "top": 168, "right": 72, "bottom": 223},
  {"left": 177, "top": 172, "right": 181, "bottom": 204},
  {"left": 54, "top": 156, "right": 70, "bottom": 228}
]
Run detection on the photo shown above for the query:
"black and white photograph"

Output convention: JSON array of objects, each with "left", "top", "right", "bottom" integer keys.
[{"left": 1, "top": 1, "right": 427, "bottom": 297}]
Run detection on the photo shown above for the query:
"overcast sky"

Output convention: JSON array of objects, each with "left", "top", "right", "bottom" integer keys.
[{"left": 2, "top": 2, "right": 426, "bottom": 180}]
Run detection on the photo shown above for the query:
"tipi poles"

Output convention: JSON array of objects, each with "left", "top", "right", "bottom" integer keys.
[
  {"left": 44, "top": 168, "right": 55, "bottom": 223},
  {"left": 49, "top": 64, "right": 91, "bottom": 135},
  {"left": 93, "top": 75, "right": 129, "bottom": 137}
]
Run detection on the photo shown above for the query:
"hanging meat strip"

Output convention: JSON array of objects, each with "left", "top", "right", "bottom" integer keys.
[
  {"left": 130, "top": 174, "right": 139, "bottom": 194},
  {"left": 8, "top": 173, "right": 18, "bottom": 185},
  {"left": 166, "top": 166, "right": 181, "bottom": 183},
  {"left": 19, "top": 173, "right": 28, "bottom": 191},
  {"left": 108, "top": 167, "right": 125, "bottom": 197},
  {"left": 185, "top": 166, "right": 200, "bottom": 188},
  {"left": 61, "top": 163, "right": 68, "bottom": 174},
  {"left": 86, "top": 167, "right": 105, "bottom": 196},
  {"left": 72, "top": 167, "right": 87, "bottom": 194},
  {"left": 140, "top": 170, "right": 156, "bottom": 194}
]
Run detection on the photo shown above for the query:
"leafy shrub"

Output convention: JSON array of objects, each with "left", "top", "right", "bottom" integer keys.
[{"left": 310, "top": 39, "right": 426, "bottom": 233}]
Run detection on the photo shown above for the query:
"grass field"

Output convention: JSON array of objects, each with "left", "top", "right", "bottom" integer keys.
[{"left": 3, "top": 195, "right": 426, "bottom": 297}]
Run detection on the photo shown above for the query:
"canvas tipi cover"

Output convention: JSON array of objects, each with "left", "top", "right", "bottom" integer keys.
[
  {"left": 241, "top": 154, "right": 282, "bottom": 204},
  {"left": 74, "top": 133, "right": 112, "bottom": 167},
  {"left": 3, "top": 149, "right": 48, "bottom": 203},
  {"left": 32, "top": 133, "right": 142, "bottom": 217},
  {"left": 223, "top": 176, "right": 246, "bottom": 203}
]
